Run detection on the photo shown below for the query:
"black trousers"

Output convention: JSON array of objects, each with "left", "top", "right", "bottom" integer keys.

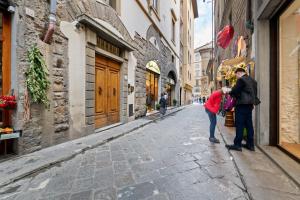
[{"left": 234, "top": 105, "right": 254, "bottom": 148}]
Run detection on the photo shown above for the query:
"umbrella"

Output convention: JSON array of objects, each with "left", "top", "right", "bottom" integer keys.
[{"left": 217, "top": 25, "right": 234, "bottom": 49}]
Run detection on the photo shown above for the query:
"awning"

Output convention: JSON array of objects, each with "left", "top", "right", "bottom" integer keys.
[
  {"left": 77, "top": 14, "right": 135, "bottom": 51},
  {"left": 146, "top": 61, "right": 160, "bottom": 74}
]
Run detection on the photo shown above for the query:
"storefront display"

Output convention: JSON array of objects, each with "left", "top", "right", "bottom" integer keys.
[
  {"left": 146, "top": 61, "right": 160, "bottom": 111},
  {"left": 0, "top": 10, "right": 22, "bottom": 156},
  {"left": 278, "top": 1, "right": 300, "bottom": 159}
]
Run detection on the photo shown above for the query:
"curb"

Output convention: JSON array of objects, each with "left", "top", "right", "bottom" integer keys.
[
  {"left": 256, "top": 145, "right": 300, "bottom": 188},
  {"left": 0, "top": 106, "right": 185, "bottom": 188},
  {"left": 216, "top": 120, "right": 253, "bottom": 200}
]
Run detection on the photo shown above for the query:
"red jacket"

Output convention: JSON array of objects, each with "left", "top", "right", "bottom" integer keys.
[{"left": 204, "top": 91, "right": 222, "bottom": 114}]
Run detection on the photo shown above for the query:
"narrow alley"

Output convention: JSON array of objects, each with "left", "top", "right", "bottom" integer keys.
[{"left": 0, "top": 105, "right": 298, "bottom": 200}]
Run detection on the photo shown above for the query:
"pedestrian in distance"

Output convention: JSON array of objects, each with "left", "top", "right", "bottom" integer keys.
[
  {"left": 159, "top": 93, "right": 167, "bottom": 116},
  {"left": 204, "top": 87, "right": 229, "bottom": 143},
  {"left": 225, "top": 67, "right": 260, "bottom": 151}
]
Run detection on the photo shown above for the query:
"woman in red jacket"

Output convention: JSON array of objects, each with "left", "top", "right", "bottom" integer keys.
[{"left": 204, "top": 88, "right": 226, "bottom": 143}]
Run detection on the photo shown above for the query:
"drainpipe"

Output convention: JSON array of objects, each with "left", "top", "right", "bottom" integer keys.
[{"left": 43, "top": 0, "right": 57, "bottom": 44}]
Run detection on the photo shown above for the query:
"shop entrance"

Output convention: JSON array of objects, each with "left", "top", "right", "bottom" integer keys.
[
  {"left": 270, "top": 1, "right": 300, "bottom": 161},
  {"left": 146, "top": 61, "right": 160, "bottom": 111},
  {"left": 95, "top": 55, "right": 120, "bottom": 129},
  {"left": 166, "top": 71, "right": 176, "bottom": 106},
  {"left": 0, "top": 11, "right": 12, "bottom": 156},
  {"left": 278, "top": 1, "right": 300, "bottom": 160}
]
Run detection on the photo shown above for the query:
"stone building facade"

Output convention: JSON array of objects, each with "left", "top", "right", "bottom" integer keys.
[
  {"left": 180, "top": 0, "right": 198, "bottom": 105},
  {"left": 194, "top": 42, "right": 213, "bottom": 99},
  {"left": 214, "top": 0, "right": 253, "bottom": 87},
  {"left": 133, "top": 25, "right": 179, "bottom": 117},
  {"left": 254, "top": 0, "right": 300, "bottom": 163},
  {"left": 0, "top": 0, "right": 183, "bottom": 155}
]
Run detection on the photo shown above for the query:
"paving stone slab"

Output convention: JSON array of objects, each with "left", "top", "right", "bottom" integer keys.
[{"left": 0, "top": 107, "right": 185, "bottom": 188}]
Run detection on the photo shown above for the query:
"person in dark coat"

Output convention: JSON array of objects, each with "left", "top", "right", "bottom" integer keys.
[
  {"left": 159, "top": 93, "right": 167, "bottom": 116},
  {"left": 226, "top": 67, "right": 259, "bottom": 151}
]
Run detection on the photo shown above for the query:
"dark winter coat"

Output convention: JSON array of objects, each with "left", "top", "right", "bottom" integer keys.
[
  {"left": 230, "top": 75, "right": 260, "bottom": 106},
  {"left": 159, "top": 97, "right": 167, "bottom": 109}
]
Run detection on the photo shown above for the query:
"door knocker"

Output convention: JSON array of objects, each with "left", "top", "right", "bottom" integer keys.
[{"left": 98, "top": 87, "right": 102, "bottom": 95}]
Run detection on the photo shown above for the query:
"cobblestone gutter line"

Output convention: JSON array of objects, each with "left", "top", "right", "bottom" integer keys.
[
  {"left": 217, "top": 116, "right": 300, "bottom": 200},
  {"left": 0, "top": 106, "right": 186, "bottom": 188},
  {"left": 218, "top": 127, "right": 253, "bottom": 200}
]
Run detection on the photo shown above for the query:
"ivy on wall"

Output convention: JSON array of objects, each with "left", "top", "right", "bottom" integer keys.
[{"left": 25, "top": 45, "right": 50, "bottom": 108}]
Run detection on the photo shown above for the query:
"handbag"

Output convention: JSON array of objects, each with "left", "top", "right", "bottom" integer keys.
[{"left": 223, "top": 94, "right": 236, "bottom": 111}]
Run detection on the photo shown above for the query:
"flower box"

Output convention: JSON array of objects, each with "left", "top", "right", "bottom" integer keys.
[{"left": 0, "top": 95, "right": 17, "bottom": 110}]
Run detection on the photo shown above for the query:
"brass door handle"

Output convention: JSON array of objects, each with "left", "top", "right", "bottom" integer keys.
[{"left": 98, "top": 87, "right": 102, "bottom": 95}]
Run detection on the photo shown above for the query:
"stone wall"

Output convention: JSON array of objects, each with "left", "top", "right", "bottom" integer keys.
[
  {"left": 7, "top": 0, "right": 178, "bottom": 154},
  {"left": 133, "top": 25, "right": 178, "bottom": 118},
  {"left": 8, "top": 0, "right": 70, "bottom": 154},
  {"left": 11, "top": 0, "right": 135, "bottom": 154},
  {"left": 214, "top": 0, "right": 252, "bottom": 66}
]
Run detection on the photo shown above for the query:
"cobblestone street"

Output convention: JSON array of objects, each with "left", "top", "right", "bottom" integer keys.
[{"left": 0, "top": 105, "right": 297, "bottom": 200}]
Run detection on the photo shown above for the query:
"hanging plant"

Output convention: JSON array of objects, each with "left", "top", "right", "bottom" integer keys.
[{"left": 25, "top": 45, "right": 50, "bottom": 108}]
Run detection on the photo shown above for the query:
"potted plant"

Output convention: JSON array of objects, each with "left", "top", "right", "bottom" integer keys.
[
  {"left": 156, "top": 103, "right": 160, "bottom": 110},
  {"left": 173, "top": 99, "right": 177, "bottom": 107}
]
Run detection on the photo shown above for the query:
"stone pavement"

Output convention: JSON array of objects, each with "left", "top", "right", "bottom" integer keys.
[
  {"left": 0, "top": 105, "right": 298, "bottom": 200},
  {"left": 0, "top": 107, "right": 184, "bottom": 188},
  {"left": 217, "top": 117, "right": 300, "bottom": 200},
  {"left": 0, "top": 105, "right": 249, "bottom": 200}
]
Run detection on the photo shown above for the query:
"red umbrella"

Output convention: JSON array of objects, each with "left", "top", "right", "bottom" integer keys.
[{"left": 217, "top": 25, "right": 234, "bottom": 49}]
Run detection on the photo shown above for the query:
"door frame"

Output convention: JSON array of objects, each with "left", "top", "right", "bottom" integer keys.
[
  {"left": 269, "top": 0, "right": 300, "bottom": 162},
  {"left": 94, "top": 53, "right": 122, "bottom": 128},
  {"left": 0, "top": 11, "right": 11, "bottom": 126}
]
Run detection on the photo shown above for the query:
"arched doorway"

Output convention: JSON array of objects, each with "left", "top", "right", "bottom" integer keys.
[
  {"left": 166, "top": 71, "right": 177, "bottom": 107},
  {"left": 146, "top": 61, "right": 160, "bottom": 111}
]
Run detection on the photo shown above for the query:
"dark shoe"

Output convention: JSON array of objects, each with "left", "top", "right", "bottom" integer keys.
[
  {"left": 242, "top": 144, "right": 255, "bottom": 151},
  {"left": 209, "top": 138, "right": 220, "bottom": 143},
  {"left": 225, "top": 144, "right": 242, "bottom": 151}
]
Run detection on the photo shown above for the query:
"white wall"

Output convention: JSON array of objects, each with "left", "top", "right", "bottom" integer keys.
[
  {"left": 120, "top": 0, "right": 151, "bottom": 38},
  {"left": 127, "top": 52, "right": 137, "bottom": 121},
  {"left": 60, "top": 21, "right": 86, "bottom": 138},
  {"left": 121, "top": 0, "right": 180, "bottom": 55}
]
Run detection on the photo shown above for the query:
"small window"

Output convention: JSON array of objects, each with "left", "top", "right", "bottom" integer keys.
[
  {"left": 229, "top": 11, "right": 232, "bottom": 24},
  {"left": 172, "top": 18, "right": 176, "bottom": 43},
  {"left": 171, "top": 9, "right": 177, "bottom": 44},
  {"left": 152, "top": 0, "right": 159, "bottom": 12}
]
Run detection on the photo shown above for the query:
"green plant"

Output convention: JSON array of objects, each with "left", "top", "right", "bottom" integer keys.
[
  {"left": 25, "top": 45, "right": 50, "bottom": 108},
  {"left": 173, "top": 99, "right": 177, "bottom": 106},
  {"left": 156, "top": 103, "right": 160, "bottom": 110}
]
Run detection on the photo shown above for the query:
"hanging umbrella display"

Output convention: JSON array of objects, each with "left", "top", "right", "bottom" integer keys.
[{"left": 217, "top": 25, "right": 234, "bottom": 49}]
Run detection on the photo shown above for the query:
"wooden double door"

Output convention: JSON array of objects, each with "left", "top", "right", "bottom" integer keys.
[{"left": 95, "top": 55, "right": 120, "bottom": 129}]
